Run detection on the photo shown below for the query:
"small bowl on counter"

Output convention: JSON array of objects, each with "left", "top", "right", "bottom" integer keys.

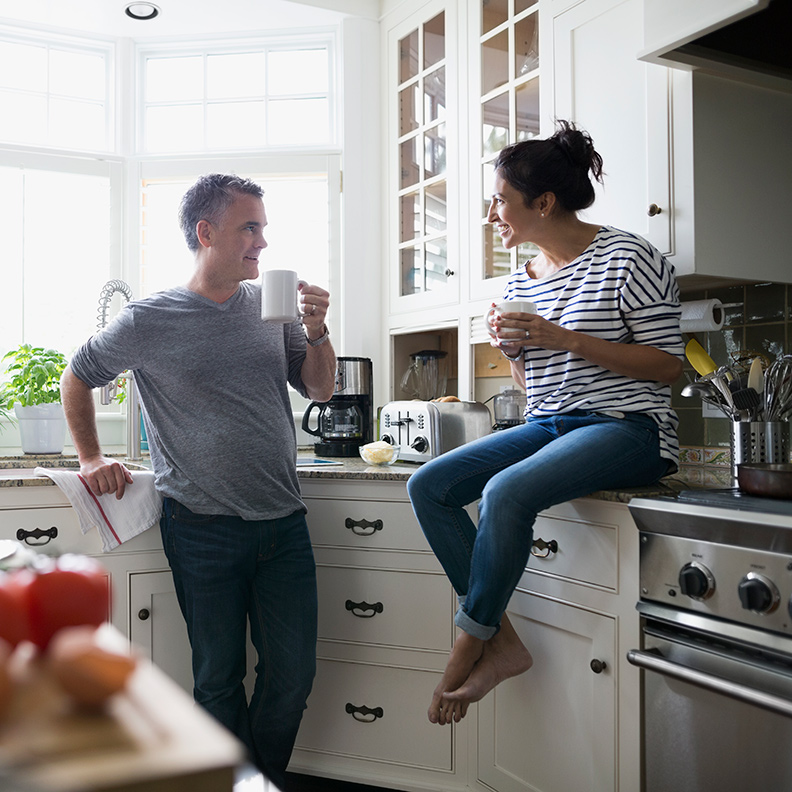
[{"left": 359, "top": 441, "right": 400, "bottom": 466}]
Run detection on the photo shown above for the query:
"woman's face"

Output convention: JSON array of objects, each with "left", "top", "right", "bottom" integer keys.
[{"left": 487, "top": 171, "right": 538, "bottom": 250}]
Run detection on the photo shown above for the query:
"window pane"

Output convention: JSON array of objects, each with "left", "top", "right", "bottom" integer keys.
[
  {"left": 50, "top": 98, "right": 106, "bottom": 150},
  {"left": 268, "top": 98, "right": 328, "bottom": 146},
  {"left": 50, "top": 49, "right": 105, "bottom": 100},
  {"left": 207, "top": 101, "right": 266, "bottom": 149},
  {"left": 424, "top": 123, "right": 446, "bottom": 179},
  {"left": 516, "top": 0, "right": 539, "bottom": 13},
  {"left": 146, "top": 56, "right": 203, "bottom": 102},
  {"left": 207, "top": 52, "right": 266, "bottom": 99},
  {"left": 515, "top": 14, "right": 539, "bottom": 77},
  {"left": 423, "top": 13, "right": 445, "bottom": 68},
  {"left": 516, "top": 78, "right": 540, "bottom": 141},
  {"left": 400, "top": 137, "right": 420, "bottom": 189},
  {"left": 0, "top": 90, "right": 47, "bottom": 146},
  {"left": 482, "top": 0, "right": 508, "bottom": 35},
  {"left": 424, "top": 66, "right": 445, "bottom": 124},
  {"left": 399, "top": 29, "right": 418, "bottom": 84},
  {"left": 0, "top": 167, "right": 24, "bottom": 349},
  {"left": 483, "top": 225, "right": 510, "bottom": 280},
  {"left": 425, "top": 236, "right": 447, "bottom": 291},
  {"left": 0, "top": 41, "right": 47, "bottom": 91},
  {"left": 146, "top": 104, "right": 204, "bottom": 152},
  {"left": 400, "top": 191, "right": 420, "bottom": 243},
  {"left": 399, "top": 83, "right": 419, "bottom": 136},
  {"left": 400, "top": 246, "right": 421, "bottom": 295},
  {"left": 425, "top": 180, "right": 447, "bottom": 233},
  {"left": 482, "top": 91, "right": 509, "bottom": 157},
  {"left": 268, "top": 49, "right": 328, "bottom": 95},
  {"left": 482, "top": 30, "right": 508, "bottom": 95}
]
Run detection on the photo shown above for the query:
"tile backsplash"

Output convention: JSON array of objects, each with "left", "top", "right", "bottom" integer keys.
[{"left": 673, "top": 281, "right": 790, "bottom": 461}]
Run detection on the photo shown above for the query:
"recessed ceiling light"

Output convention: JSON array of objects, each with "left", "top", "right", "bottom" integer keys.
[{"left": 125, "top": 2, "right": 160, "bottom": 21}]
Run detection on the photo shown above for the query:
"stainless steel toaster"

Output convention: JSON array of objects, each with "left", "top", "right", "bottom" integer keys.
[{"left": 379, "top": 400, "right": 492, "bottom": 463}]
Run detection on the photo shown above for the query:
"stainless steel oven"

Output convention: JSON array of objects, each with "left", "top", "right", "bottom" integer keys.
[{"left": 628, "top": 491, "right": 792, "bottom": 791}]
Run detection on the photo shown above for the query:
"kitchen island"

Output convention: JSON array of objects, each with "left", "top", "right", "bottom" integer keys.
[{"left": 0, "top": 452, "right": 730, "bottom": 792}]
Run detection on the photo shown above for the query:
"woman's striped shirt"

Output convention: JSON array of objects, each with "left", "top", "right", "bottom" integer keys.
[{"left": 504, "top": 225, "right": 684, "bottom": 469}]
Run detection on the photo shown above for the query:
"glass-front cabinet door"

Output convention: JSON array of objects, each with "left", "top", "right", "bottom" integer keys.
[
  {"left": 470, "top": 0, "right": 541, "bottom": 300},
  {"left": 388, "top": 0, "right": 459, "bottom": 314}
]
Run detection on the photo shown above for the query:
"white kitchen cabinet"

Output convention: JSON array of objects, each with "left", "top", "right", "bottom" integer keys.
[
  {"left": 547, "top": 0, "right": 792, "bottom": 285},
  {"left": 291, "top": 477, "right": 466, "bottom": 791},
  {"left": 475, "top": 498, "right": 641, "bottom": 792}
]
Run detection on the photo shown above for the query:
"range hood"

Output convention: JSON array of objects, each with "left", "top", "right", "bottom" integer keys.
[{"left": 639, "top": 0, "right": 792, "bottom": 90}]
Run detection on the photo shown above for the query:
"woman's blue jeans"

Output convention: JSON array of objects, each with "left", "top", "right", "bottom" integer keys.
[
  {"left": 160, "top": 498, "right": 317, "bottom": 789},
  {"left": 407, "top": 411, "right": 669, "bottom": 640}
]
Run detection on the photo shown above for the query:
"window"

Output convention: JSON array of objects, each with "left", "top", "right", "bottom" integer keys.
[
  {"left": 0, "top": 158, "right": 122, "bottom": 357},
  {"left": 0, "top": 31, "right": 112, "bottom": 152},
  {"left": 139, "top": 38, "right": 334, "bottom": 153}
]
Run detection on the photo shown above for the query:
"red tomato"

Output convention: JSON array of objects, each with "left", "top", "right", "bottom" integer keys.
[
  {"left": 25, "top": 555, "right": 110, "bottom": 651},
  {"left": 0, "top": 568, "right": 33, "bottom": 647}
]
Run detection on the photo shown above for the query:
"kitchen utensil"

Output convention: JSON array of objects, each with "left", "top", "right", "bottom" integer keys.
[
  {"left": 681, "top": 381, "right": 731, "bottom": 416},
  {"left": 737, "top": 463, "right": 792, "bottom": 499},
  {"left": 748, "top": 356, "right": 764, "bottom": 394},
  {"left": 765, "top": 355, "right": 792, "bottom": 422},
  {"left": 730, "top": 386, "right": 761, "bottom": 420},
  {"left": 685, "top": 338, "right": 717, "bottom": 377},
  {"left": 400, "top": 350, "right": 448, "bottom": 401}
]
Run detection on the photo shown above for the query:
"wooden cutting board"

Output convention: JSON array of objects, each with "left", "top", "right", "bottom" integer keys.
[{"left": 0, "top": 631, "right": 245, "bottom": 792}]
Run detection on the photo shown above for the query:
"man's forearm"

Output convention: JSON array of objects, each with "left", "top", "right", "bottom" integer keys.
[{"left": 61, "top": 367, "right": 103, "bottom": 462}]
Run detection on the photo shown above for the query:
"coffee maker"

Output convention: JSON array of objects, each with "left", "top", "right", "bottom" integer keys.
[{"left": 302, "top": 357, "right": 373, "bottom": 457}]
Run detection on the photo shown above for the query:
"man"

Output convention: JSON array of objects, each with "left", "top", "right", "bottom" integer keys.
[{"left": 61, "top": 173, "right": 336, "bottom": 790}]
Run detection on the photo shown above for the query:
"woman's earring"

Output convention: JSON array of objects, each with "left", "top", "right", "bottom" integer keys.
[{"left": 540, "top": 212, "right": 545, "bottom": 218}]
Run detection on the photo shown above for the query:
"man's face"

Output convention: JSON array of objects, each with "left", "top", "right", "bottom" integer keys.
[{"left": 206, "top": 192, "right": 268, "bottom": 282}]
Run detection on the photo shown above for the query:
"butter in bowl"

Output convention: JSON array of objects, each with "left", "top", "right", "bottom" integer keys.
[{"left": 359, "top": 441, "right": 400, "bottom": 466}]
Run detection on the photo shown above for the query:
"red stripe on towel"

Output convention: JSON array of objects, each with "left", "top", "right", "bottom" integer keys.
[{"left": 77, "top": 474, "right": 122, "bottom": 546}]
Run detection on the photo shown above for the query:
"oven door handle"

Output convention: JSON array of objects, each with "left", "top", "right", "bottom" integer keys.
[{"left": 627, "top": 648, "right": 792, "bottom": 719}]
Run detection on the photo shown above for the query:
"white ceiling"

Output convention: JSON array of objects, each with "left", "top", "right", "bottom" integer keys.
[{"left": 0, "top": 0, "right": 379, "bottom": 39}]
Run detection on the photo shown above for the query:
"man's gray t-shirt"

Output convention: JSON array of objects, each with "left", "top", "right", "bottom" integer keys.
[{"left": 70, "top": 281, "right": 310, "bottom": 521}]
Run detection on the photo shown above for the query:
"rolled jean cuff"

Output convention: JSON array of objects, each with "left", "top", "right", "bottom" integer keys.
[{"left": 454, "top": 607, "right": 498, "bottom": 641}]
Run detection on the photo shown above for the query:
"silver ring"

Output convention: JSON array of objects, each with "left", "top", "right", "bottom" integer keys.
[
  {"left": 310, "top": 305, "right": 317, "bottom": 315},
  {"left": 525, "top": 330, "right": 530, "bottom": 338}
]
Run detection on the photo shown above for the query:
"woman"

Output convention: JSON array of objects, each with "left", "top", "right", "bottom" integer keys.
[{"left": 407, "top": 120, "right": 684, "bottom": 726}]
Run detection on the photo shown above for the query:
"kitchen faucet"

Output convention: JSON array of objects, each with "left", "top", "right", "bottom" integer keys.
[{"left": 96, "top": 280, "right": 143, "bottom": 462}]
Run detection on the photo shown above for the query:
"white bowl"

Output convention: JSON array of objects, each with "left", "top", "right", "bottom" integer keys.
[{"left": 359, "top": 442, "right": 400, "bottom": 466}]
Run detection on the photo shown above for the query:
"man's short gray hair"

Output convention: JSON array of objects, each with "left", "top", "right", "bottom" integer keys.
[{"left": 179, "top": 173, "right": 264, "bottom": 253}]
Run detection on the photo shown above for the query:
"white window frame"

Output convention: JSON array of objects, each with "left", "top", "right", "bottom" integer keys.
[{"left": 135, "top": 32, "right": 337, "bottom": 155}]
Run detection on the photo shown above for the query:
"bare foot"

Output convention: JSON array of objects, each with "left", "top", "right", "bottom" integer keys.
[
  {"left": 444, "top": 615, "right": 533, "bottom": 706},
  {"left": 428, "top": 631, "right": 484, "bottom": 725}
]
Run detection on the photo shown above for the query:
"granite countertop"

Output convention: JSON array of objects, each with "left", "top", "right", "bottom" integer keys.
[{"left": 0, "top": 450, "right": 732, "bottom": 503}]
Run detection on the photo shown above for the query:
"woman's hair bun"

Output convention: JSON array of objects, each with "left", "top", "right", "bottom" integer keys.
[{"left": 551, "top": 119, "right": 604, "bottom": 184}]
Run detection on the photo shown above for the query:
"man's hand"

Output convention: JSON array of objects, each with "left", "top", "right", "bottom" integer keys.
[{"left": 79, "top": 456, "right": 134, "bottom": 500}]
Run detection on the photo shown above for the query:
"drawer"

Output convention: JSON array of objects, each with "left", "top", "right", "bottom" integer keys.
[
  {"left": 317, "top": 565, "right": 453, "bottom": 651},
  {"left": 525, "top": 510, "right": 617, "bottom": 591},
  {"left": 0, "top": 507, "right": 164, "bottom": 557},
  {"left": 295, "top": 658, "right": 452, "bottom": 770},
  {"left": 305, "top": 497, "right": 429, "bottom": 553}
]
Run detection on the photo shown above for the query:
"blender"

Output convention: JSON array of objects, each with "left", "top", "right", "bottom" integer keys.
[
  {"left": 302, "top": 357, "right": 373, "bottom": 456},
  {"left": 400, "top": 350, "right": 448, "bottom": 401}
]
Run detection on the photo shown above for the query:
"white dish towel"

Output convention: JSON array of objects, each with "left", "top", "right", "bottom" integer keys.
[{"left": 35, "top": 467, "right": 163, "bottom": 552}]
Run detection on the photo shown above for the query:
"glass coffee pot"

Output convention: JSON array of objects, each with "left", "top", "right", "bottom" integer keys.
[{"left": 400, "top": 350, "right": 448, "bottom": 401}]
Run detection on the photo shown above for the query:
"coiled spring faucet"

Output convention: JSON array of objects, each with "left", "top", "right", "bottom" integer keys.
[{"left": 96, "top": 280, "right": 143, "bottom": 462}]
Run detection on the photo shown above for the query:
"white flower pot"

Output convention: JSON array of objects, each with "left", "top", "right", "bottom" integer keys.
[{"left": 14, "top": 403, "right": 66, "bottom": 454}]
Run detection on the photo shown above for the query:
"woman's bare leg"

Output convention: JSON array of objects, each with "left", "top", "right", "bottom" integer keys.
[
  {"left": 444, "top": 614, "right": 533, "bottom": 706},
  {"left": 428, "top": 631, "right": 484, "bottom": 724}
]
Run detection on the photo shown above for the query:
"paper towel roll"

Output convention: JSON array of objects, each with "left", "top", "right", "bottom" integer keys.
[{"left": 680, "top": 299, "right": 724, "bottom": 333}]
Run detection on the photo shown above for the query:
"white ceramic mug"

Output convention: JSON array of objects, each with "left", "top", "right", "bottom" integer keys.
[
  {"left": 485, "top": 300, "right": 537, "bottom": 340},
  {"left": 261, "top": 269, "right": 308, "bottom": 322}
]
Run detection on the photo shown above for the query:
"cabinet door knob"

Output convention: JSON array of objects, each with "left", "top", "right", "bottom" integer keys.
[
  {"left": 444, "top": 268, "right": 455, "bottom": 277},
  {"left": 345, "top": 599, "right": 384, "bottom": 618},
  {"left": 345, "top": 703, "right": 383, "bottom": 722},
  {"left": 647, "top": 203, "right": 662, "bottom": 216},
  {"left": 16, "top": 526, "right": 58, "bottom": 545},
  {"left": 138, "top": 608, "right": 151, "bottom": 621},
  {"left": 590, "top": 658, "right": 607, "bottom": 674}
]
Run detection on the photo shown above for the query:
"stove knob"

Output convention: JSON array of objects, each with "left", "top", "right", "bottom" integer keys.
[
  {"left": 738, "top": 572, "right": 780, "bottom": 614},
  {"left": 678, "top": 562, "right": 715, "bottom": 600},
  {"left": 411, "top": 436, "right": 429, "bottom": 453}
]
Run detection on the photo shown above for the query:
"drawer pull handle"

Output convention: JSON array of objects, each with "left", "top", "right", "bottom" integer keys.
[
  {"left": 345, "top": 703, "right": 383, "bottom": 722},
  {"left": 345, "top": 517, "right": 383, "bottom": 536},
  {"left": 531, "top": 537, "right": 558, "bottom": 558},
  {"left": 16, "top": 526, "right": 58, "bottom": 545},
  {"left": 345, "top": 599, "right": 384, "bottom": 618}
]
